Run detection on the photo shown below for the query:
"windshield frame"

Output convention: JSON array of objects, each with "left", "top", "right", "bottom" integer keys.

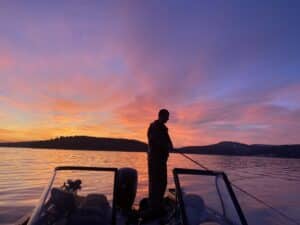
[
  {"left": 28, "top": 166, "right": 118, "bottom": 225},
  {"left": 173, "top": 168, "right": 248, "bottom": 225}
]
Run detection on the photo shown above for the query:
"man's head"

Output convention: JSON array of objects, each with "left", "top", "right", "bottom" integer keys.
[{"left": 158, "top": 109, "right": 169, "bottom": 124}]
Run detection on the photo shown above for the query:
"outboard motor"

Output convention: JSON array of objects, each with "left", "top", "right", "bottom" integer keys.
[{"left": 116, "top": 168, "right": 138, "bottom": 210}]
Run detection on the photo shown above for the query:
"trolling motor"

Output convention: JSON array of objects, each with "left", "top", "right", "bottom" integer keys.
[{"left": 61, "top": 179, "right": 82, "bottom": 193}]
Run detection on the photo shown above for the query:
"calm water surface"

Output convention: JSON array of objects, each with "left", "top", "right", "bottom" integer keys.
[{"left": 0, "top": 148, "right": 299, "bottom": 225}]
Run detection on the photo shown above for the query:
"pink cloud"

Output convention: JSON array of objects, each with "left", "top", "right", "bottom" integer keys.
[
  {"left": 112, "top": 93, "right": 300, "bottom": 146},
  {"left": 0, "top": 55, "right": 14, "bottom": 69}
]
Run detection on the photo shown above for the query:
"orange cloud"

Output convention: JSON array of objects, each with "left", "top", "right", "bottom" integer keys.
[
  {"left": 49, "top": 98, "right": 87, "bottom": 113},
  {"left": 0, "top": 128, "right": 19, "bottom": 142}
]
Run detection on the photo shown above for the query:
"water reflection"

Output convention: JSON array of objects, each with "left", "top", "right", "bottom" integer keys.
[{"left": 0, "top": 148, "right": 299, "bottom": 225}]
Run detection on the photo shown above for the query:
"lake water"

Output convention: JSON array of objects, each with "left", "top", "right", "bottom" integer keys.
[{"left": 0, "top": 148, "right": 299, "bottom": 225}]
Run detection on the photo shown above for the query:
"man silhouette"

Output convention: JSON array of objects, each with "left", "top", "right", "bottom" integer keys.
[{"left": 146, "top": 109, "right": 173, "bottom": 217}]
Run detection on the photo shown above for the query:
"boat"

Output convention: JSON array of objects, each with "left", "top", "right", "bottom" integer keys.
[{"left": 16, "top": 166, "right": 248, "bottom": 225}]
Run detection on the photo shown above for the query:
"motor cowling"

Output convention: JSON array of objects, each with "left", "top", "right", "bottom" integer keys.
[{"left": 116, "top": 167, "right": 138, "bottom": 210}]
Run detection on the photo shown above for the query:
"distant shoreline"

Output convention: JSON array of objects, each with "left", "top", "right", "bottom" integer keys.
[
  {"left": 1, "top": 145, "right": 300, "bottom": 159},
  {"left": 0, "top": 136, "right": 299, "bottom": 158},
  {"left": 0, "top": 145, "right": 147, "bottom": 152}
]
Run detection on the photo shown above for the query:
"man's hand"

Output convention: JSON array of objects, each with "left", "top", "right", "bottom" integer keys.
[{"left": 168, "top": 142, "right": 174, "bottom": 152}]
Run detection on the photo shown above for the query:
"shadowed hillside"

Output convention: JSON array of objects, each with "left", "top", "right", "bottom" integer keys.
[{"left": 177, "top": 141, "right": 300, "bottom": 158}]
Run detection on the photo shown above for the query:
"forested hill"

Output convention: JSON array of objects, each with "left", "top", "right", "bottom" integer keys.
[{"left": 0, "top": 136, "right": 148, "bottom": 151}]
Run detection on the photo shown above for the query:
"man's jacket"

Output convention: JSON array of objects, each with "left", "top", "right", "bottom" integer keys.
[{"left": 147, "top": 120, "right": 172, "bottom": 161}]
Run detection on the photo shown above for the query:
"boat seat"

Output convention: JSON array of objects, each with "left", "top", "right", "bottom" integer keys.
[
  {"left": 82, "top": 193, "right": 110, "bottom": 209},
  {"left": 49, "top": 187, "right": 75, "bottom": 212},
  {"left": 67, "top": 194, "right": 111, "bottom": 225},
  {"left": 183, "top": 194, "right": 208, "bottom": 225}
]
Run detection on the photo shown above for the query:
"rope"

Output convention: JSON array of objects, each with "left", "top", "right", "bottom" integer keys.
[
  {"left": 176, "top": 151, "right": 209, "bottom": 170},
  {"left": 173, "top": 150, "right": 300, "bottom": 225}
]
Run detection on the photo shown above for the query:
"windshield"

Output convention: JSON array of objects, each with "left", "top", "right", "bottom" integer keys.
[
  {"left": 27, "top": 166, "right": 118, "bottom": 225},
  {"left": 173, "top": 168, "right": 248, "bottom": 225}
]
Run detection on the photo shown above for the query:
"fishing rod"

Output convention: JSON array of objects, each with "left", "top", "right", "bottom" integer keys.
[{"left": 173, "top": 150, "right": 300, "bottom": 225}]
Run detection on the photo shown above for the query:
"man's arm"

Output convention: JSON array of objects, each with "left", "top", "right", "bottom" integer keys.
[
  {"left": 167, "top": 132, "right": 173, "bottom": 151},
  {"left": 147, "top": 124, "right": 152, "bottom": 142}
]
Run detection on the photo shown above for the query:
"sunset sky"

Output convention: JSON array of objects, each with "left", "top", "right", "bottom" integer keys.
[{"left": 0, "top": 1, "right": 299, "bottom": 146}]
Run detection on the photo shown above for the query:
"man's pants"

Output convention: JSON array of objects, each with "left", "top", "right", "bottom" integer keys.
[{"left": 147, "top": 154, "right": 167, "bottom": 211}]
